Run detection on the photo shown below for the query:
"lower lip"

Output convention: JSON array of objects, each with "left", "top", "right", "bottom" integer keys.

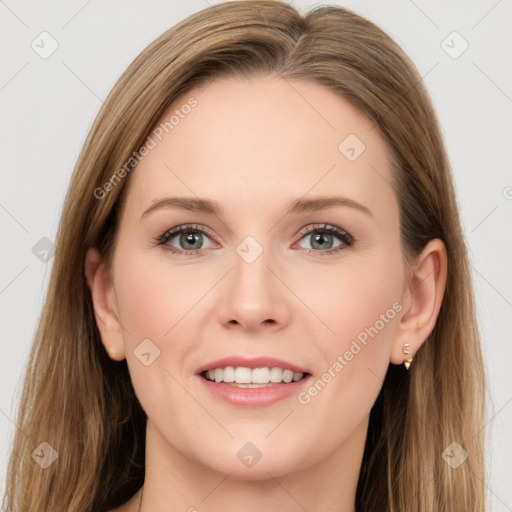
[{"left": 197, "top": 375, "right": 312, "bottom": 407}]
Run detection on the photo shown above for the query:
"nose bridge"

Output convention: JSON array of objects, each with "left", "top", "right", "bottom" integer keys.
[
  {"left": 218, "top": 233, "right": 289, "bottom": 329},
  {"left": 232, "top": 234, "right": 275, "bottom": 302}
]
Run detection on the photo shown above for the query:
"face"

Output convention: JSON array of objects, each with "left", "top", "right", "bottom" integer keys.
[{"left": 101, "top": 76, "right": 408, "bottom": 478}]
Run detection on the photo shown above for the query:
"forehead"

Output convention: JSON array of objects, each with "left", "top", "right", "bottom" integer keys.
[{"left": 123, "top": 76, "right": 397, "bottom": 223}]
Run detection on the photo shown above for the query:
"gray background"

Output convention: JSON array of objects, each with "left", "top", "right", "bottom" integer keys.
[{"left": 1, "top": 0, "right": 511, "bottom": 509}]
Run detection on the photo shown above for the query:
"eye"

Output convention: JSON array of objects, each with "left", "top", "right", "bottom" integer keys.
[
  {"left": 155, "top": 222, "right": 354, "bottom": 257},
  {"left": 156, "top": 224, "right": 216, "bottom": 255},
  {"left": 295, "top": 223, "right": 354, "bottom": 256}
]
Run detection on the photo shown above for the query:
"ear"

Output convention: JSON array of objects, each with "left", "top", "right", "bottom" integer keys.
[
  {"left": 390, "top": 238, "right": 448, "bottom": 365},
  {"left": 85, "top": 247, "right": 126, "bottom": 361}
]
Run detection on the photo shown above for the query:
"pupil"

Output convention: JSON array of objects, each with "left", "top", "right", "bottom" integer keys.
[
  {"left": 181, "top": 231, "right": 202, "bottom": 250},
  {"left": 312, "top": 232, "right": 333, "bottom": 250}
]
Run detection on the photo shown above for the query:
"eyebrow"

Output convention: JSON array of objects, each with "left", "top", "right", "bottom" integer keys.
[{"left": 141, "top": 195, "right": 373, "bottom": 219}]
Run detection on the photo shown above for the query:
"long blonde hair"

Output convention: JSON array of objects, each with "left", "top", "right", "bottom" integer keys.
[{"left": 3, "top": 1, "right": 485, "bottom": 510}]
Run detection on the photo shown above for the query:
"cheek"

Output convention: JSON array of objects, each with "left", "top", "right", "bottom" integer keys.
[
  {"left": 109, "top": 247, "right": 190, "bottom": 398},
  {"left": 113, "top": 246, "right": 209, "bottom": 341},
  {"left": 303, "top": 258, "right": 401, "bottom": 357},
  {"left": 111, "top": 249, "right": 207, "bottom": 432},
  {"left": 295, "top": 255, "right": 402, "bottom": 416},
  {"left": 291, "top": 262, "right": 401, "bottom": 456}
]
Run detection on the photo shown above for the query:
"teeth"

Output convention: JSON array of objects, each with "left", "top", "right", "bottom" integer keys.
[
  {"left": 222, "top": 366, "right": 235, "bottom": 382},
  {"left": 269, "top": 367, "right": 283, "bottom": 383},
  {"left": 283, "top": 370, "right": 294, "bottom": 383},
  {"left": 252, "top": 367, "right": 270, "bottom": 384},
  {"left": 203, "top": 366, "right": 305, "bottom": 384},
  {"left": 234, "top": 367, "right": 252, "bottom": 384}
]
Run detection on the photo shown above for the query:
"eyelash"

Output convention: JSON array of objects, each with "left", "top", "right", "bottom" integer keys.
[{"left": 155, "top": 223, "right": 354, "bottom": 257}]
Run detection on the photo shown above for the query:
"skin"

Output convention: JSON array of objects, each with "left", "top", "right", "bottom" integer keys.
[{"left": 86, "top": 76, "right": 447, "bottom": 512}]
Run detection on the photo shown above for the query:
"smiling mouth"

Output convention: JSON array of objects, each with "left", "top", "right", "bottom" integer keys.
[{"left": 200, "top": 366, "right": 310, "bottom": 387}]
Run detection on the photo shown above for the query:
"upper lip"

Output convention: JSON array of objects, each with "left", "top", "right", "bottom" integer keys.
[{"left": 196, "top": 356, "right": 310, "bottom": 375}]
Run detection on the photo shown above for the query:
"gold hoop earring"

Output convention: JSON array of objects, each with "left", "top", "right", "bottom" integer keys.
[{"left": 402, "top": 342, "right": 413, "bottom": 370}]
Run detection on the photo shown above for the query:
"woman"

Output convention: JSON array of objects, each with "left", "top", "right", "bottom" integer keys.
[{"left": 3, "top": 1, "right": 486, "bottom": 511}]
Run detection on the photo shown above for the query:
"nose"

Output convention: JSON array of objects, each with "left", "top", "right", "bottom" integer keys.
[{"left": 216, "top": 243, "right": 291, "bottom": 333}]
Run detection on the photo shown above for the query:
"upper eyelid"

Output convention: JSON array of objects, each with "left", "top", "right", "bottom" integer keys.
[
  {"left": 297, "top": 223, "right": 352, "bottom": 239},
  {"left": 161, "top": 223, "right": 216, "bottom": 238}
]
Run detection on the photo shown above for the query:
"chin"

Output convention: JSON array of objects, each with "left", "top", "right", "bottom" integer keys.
[{"left": 192, "top": 436, "right": 313, "bottom": 480}]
